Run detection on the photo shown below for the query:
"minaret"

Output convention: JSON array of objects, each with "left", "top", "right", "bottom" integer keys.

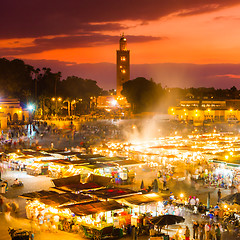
[{"left": 116, "top": 34, "right": 130, "bottom": 96}]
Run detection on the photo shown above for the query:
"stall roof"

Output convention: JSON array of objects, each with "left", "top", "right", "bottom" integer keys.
[
  {"left": 63, "top": 200, "right": 125, "bottom": 216},
  {"left": 84, "top": 163, "right": 116, "bottom": 170},
  {"left": 56, "top": 151, "right": 79, "bottom": 156},
  {"left": 52, "top": 182, "right": 103, "bottom": 192},
  {"left": 76, "top": 154, "right": 105, "bottom": 160},
  {"left": 52, "top": 175, "right": 81, "bottom": 187},
  {"left": 116, "top": 160, "right": 145, "bottom": 167},
  {"left": 88, "top": 188, "right": 139, "bottom": 199},
  {"left": 21, "top": 150, "right": 52, "bottom": 157},
  {"left": 40, "top": 149, "right": 65, "bottom": 154},
  {"left": 92, "top": 156, "right": 127, "bottom": 163},
  {"left": 19, "top": 190, "right": 60, "bottom": 199},
  {"left": 48, "top": 159, "right": 89, "bottom": 165},
  {"left": 39, "top": 192, "right": 92, "bottom": 206},
  {"left": 87, "top": 174, "right": 111, "bottom": 186},
  {"left": 116, "top": 193, "right": 163, "bottom": 206}
]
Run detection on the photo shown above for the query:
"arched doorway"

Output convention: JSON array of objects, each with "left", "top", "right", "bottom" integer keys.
[
  {"left": 13, "top": 113, "right": 18, "bottom": 123},
  {"left": 7, "top": 113, "right": 11, "bottom": 122}
]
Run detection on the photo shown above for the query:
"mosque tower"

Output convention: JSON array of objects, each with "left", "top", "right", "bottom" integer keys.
[{"left": 116, "top": 34, "right": 130, "bottom": 95}]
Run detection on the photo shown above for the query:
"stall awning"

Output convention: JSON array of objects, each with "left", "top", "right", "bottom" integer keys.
[
  {"left": 19, "top": 190, "right": 59, "bottom": 199},
  {"left": 52, "top": 175, "right": 81, "bottom": 187},
  {"left": 88, "top": 187, "right": 139, "bottom": 199},
  {"left": 62, "top": 200, "right": 125, "bottom": 216},
  {"left": 116, "top": 160, "right": 145, "bottom": 167},
  {"left": 39, "top": 193, "right": 92, "bottom": 206},
  {"left": 87, "top": 174, "right": 111, "bottom": 186},
  {"left": 116, "top": 193, "right": 163, "bottom": 207},
  {"left": 20, "top": 190, "right": 93, "bottom": 207},
  {"left": 76, "top": 154, "right": 105, "bottom": 160},
  {"left": 52, "top": 182, "right": 103, "bottom": 192}
]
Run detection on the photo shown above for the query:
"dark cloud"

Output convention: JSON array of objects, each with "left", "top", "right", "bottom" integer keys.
[
  {"left": 0, "top": 34, "right": 163, "bottom": 55},
  {"left": 1, "top": 0, "right": 239, "bottom": 39},
  {"left": 20, "top": 59, "right": 240, "bottom": 90}
]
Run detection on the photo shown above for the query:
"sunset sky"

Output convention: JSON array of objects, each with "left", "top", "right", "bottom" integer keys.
[{"left": 1, "top": 0, "right": 240, "bottom": 89}]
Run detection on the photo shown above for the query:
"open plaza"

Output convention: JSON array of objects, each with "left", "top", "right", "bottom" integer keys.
[{"left": 1, "top": 119, "right": 240, "bottom": 240}]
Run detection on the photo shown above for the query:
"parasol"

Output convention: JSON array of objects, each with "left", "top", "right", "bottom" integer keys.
[{"left": 151, "top": 214, "right": 185, "bottom": 226}]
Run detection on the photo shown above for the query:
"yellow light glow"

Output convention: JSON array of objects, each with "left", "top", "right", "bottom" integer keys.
[
  {"left": 122, "top": 69, "right": 126, "bottom": 74},
  {"left": 58, "top": 97, "right": 62, "bottom": 101},
  {"left": 225, "top": 155, "right": 229, "bottom": 160},
  {"left": 180, "top": 193, "right": 184, "bottom": 198},
  {"left": 230, "top": 109, "right": 233, "bottom": 112},
  {"left": 51, "top": 97, "right": 55, "bottom": 101},
  {"left": 207, "top": 109, "right": 211, "bottom": 112},
  {"left": 224, "top": 205, "right": 228, "bottom": 209},
  {"left": 230, "top": 152, "right": 233, "bottom": 156}
]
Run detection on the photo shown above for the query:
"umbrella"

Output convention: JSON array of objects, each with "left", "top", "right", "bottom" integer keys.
[
  {"left": 140, "top": 180, "right": 145, "bottom": 190},
  {"left": 221, "top": 193, "right": 240, "bottom": 205},
  {"left": 151, "top": 215, "right": 185, "bottom": 226}
]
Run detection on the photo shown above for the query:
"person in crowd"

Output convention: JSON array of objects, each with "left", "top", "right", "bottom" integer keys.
[
  {"left": 217, "top": 189, "right": 222, "bottom": 203},
  {"left": 199, "top": 223, "right": 205, "bottom": 240},
  {"left": 205, "top": 222, "right": 210, "bottom": 240},
  {"left": 215, "top": 224, "right": 221, "bottom": 240},
  {"left": 185, "top": 226, "right": 190, "bottom": 240},
  {"left": 14, "top": 178, "right": 19, "bottom": 185},
  {"left": 0, "top": 195, "right": 3, "bottom": 212},
  {"left": 193, "top": 221, "right": 199, "bottom": 239}
]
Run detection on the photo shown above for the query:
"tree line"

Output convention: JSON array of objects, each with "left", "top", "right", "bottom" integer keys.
[
  {"left": 121, "top": 78, "right": 240, "bottom": 113},
  {"left": 0, "top": 58, "right": 103, "bottom": 115},
  {"left": 0, "top": 58, "right": 239, "bottom": 115}
]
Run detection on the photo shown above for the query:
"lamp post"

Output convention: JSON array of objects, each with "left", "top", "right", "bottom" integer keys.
[
  {"left": 63, "top": 100, "right": 71, "bottom": 116},
  {"left": 27, "top": 104, "right": 35, "bottom": 124},
  {"left": 51, "top": 97, "right": 62, "bottom": 116}
]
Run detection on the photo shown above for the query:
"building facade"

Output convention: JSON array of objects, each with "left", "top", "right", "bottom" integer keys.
[
  {"left": 0, "top": 98, "right": 29, "bottom": 129},
  {"left": 168, "top": 99, "right": 240, "bottom": 125},
  {"left": 116, "top": 34, "right": 130, "bottom": 96}
]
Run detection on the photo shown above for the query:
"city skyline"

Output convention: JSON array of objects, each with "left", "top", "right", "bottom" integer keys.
[{"left": 1, "top": 0, "right": 240, "bottom": 89}]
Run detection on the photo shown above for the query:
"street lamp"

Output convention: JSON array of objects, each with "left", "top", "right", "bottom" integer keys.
[
  {"left": 27, "top": 104, "right": 35, "bottom": 124},
  {"left": 51, "top": 97, "right": 62, "bottom": 116}
]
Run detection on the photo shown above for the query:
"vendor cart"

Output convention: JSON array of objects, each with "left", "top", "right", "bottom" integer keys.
[{"left": 81, "top": 224, "right": 120, "bottom": 240}]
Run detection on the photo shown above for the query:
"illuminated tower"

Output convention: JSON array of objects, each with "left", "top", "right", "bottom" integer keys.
[{"left": 116, "top": 34, "right": 130, "bottom": 95}]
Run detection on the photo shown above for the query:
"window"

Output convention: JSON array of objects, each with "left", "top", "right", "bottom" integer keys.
[
  {"left": 121, "top": 56, "right": 126, "bottom": 61},
  {"left": 121, "top": 69, "right": 126, "bottom": 74}
]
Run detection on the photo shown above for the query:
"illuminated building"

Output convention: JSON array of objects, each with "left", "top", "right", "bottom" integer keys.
[
  {"left": 0, "top": 98, "right": 29, "bottom": 129},
  {"left": 168, "top": 99, "right": 240, "bottom": 125},
  {"left": 116, "top": 34, "right": 130, "bottom": 96}
]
